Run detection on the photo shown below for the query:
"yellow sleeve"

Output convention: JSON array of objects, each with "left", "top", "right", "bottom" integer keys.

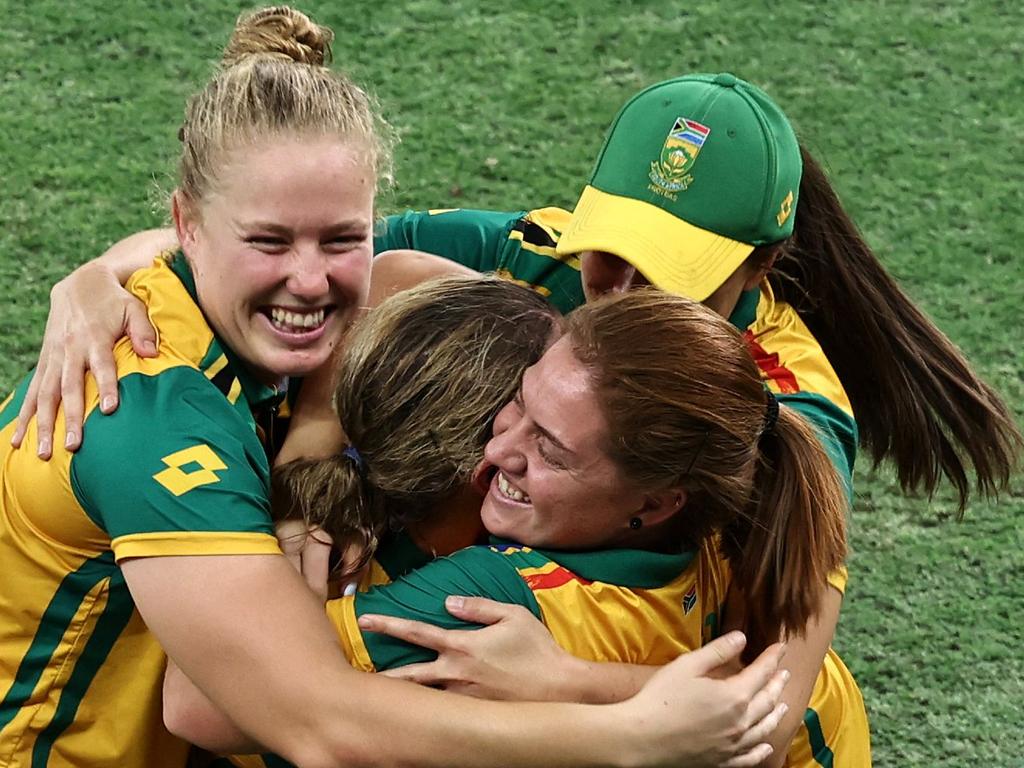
[{"left": 324, "top": 596, "right": 376, "bottom": 672}]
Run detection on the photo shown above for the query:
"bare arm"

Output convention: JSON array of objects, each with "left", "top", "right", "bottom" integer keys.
[
  {"left": 11, "top": 228, "right": 176, "bottom": 457},
  {"left": 361, "top": 596, "right": 657, "bottom": 703},
  {"left": 720, "top": 585, "right": 843, "bottom": 768},
  {"left": 360, "top": 583, "right": 842, "bottom": 763},
  {"left": 149, "top": 555, "right": 788, "bottom": 768}
]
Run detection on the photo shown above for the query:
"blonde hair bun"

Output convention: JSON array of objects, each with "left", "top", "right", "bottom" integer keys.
[{"left": 222, "top": 6, "right": 333, "bottom": 68}]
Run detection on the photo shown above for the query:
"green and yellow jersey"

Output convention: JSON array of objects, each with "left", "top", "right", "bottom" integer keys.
[
  {"left": 224, "top": 537, "right": 868, "bottom": 768},
  {"left": 375, "top": 207, "right": 858, "bottom": 489},
  {"left": 0, "top": 256, "right": 282, "bottom": 767}
]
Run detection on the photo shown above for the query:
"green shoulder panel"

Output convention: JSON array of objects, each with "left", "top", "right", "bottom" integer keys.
[
  {"left": 373, "top": 209, "right": 524, "bottom": 272},
  {"left": 778, "top": 391, "right": 858, "bottom": 500},
  {"left": 69, "top": 367, "right": 273, "bottom": 539},
  {"left": 373, "top": 208, "right": 587, "bottom": 315},
  {"left": 355, "top": 545, "right": 541, "bottom": 670}
]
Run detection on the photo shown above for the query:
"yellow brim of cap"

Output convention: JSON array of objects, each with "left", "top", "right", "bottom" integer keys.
[{"left": 555, "top": 185, "right": 753, "bottom": 302}]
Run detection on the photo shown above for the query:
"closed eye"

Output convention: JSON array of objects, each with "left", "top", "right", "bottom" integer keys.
[
  {"left": 537, "top": 439, "right": 567, "bottom": 469},
  {"left": 246, "top": 236, "right": 289, "bottom": 253}
]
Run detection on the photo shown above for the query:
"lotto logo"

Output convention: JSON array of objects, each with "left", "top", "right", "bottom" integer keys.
[{"left": 153, "top": 444, "right": 227, "bottom": 496}]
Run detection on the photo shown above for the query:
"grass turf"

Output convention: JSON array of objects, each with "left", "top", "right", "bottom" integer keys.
[{"left": 2, "top": 1, "right": 1022, "bottom": 763}]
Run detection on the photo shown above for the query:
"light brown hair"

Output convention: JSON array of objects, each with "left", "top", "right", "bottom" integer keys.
[
  {"left": 177, "top": 5, "right": 393, "bottom": 208},
  {"left": 275, "top": 276, "right": 560, "bottom": 568},
  {"left": 755, "top": 146, "right": 1021, "bottom": 512},
  {"left": 567, "top": 289, "right": 848, "bottom": 653}
]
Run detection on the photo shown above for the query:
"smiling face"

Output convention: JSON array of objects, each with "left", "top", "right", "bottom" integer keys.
[
  {"left": 476, "top": 335, "right": 653, "bottom": 550},
  {"left": 174, "top": 136, "right": 374, "bottom": 384}
]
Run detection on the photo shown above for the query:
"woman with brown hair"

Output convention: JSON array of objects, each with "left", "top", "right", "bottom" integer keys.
[{"left": 164, "top": 286, "right": 866, "bottom": 768}]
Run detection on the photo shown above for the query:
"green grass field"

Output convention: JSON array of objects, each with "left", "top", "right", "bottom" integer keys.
[{"left": 2, "top": 1, "right": 1022, "bottom": 763}]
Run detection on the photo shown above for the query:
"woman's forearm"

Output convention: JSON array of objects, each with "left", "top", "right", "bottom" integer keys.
[{"left": 96, "top": 227, "right": 179, "bottom": 282}]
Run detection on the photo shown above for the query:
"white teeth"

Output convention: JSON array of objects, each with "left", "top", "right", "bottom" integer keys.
[
  {"left": 497, "top": 472, "right": 530, "bottom": 503},
  {"left": 269, "top": 308, "right": 326, "bottom": 332}
]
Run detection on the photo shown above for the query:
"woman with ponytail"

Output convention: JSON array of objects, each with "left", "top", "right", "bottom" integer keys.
[{"left": 164, "top": 286, "right": 866, "bottom": 768}]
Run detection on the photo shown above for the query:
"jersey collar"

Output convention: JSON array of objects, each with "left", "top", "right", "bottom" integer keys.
[
  {"left": 489, "top": 537, "right": 695, "bottom": 589},
  {"left": 167, "top": 254, "right": 283, "bottom": 411},
  {"left": 728, "top": 286, "right": 760, "bottom": 331}
]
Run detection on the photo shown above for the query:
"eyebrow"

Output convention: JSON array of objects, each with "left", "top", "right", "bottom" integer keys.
[
  {"left": 519, "top": 370, "right": 574, "bottom": 457},
  {"left": 238, "top": 219, "right": 371, "bottom": 234}
]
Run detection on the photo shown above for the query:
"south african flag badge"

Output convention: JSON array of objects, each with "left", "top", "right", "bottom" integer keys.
[{"left": 682, "top": 584, "right": 697, "bottom": 615}]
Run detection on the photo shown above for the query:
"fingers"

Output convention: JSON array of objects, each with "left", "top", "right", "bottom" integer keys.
[
  {"left": 357, "top": 613, "right": 456, "bottom": 652},
  {"left": 733, "top": 698, "right": 789, "bottom": 754},
  {"left": 377, "top": 661, "right": 447, "bottom": 687},
  {"left": 731, "top": 642, "right": 787, "bottom": 699},
  {"left": 680, "top": 631, "right": 748, "bottom": 675},
  {"left": 29, "top": 363, "right": 63, "bottom": 460},
  {"left": 90, "top": 347, "right": 122, "bottom": 418},
  {"left": 59, "top": 351, "right": 88, "bottom": 452},
  {"left": 125, "top": 299, "right": 158, "bottom": 358},
  {"left": 443, "top": 595, "right": 531, "bottom": 626},
  {"left": 736, "top": 669, "right": 789, "bottom": 744}
]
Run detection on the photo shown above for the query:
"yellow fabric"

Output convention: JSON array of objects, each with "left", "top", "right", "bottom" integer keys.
[
  {"left": 0, "top": 259, "right": 278, "bottom": 767},
  {"left": 750, "top": 280, "right": 854, "bottom": 415},
  {"left": 828, "top": 566, "right": 849, "bottom": 594},
  {"left": 535, "top": 538, "right": 729, "bottom": 663},
  {"left": 787, "top": 649, "right": 872, "bottom": 768},
  {"left": 111, "top": 531, "right": 280, "bottom": 562},
  {"left": 325, "top": 597, "right": 376, "bottom": 673},
  {"left": 555, "top": 185, "right": 753, "bottom": 301}
]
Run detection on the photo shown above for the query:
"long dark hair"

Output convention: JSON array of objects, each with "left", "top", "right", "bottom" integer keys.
[{"left": 759, "top": 146, "right": 1021, "bottom": 512}]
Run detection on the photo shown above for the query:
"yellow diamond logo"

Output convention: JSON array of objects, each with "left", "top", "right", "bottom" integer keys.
[{"left": 153, "top": 444, "right": 227, "bottom": 496}]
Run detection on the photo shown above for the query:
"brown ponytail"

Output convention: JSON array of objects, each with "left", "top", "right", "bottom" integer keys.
[
  {"left": 568, "top": 290, "right": 847, "bottom": 654},
  {"left": 274, "top": 276, "right": 560, "bottom": 570},
  {"left": 764, "top": 146, "right": 1021, "bottom": 512},
  {"left": 722, "top": 405, "right": 847, "bottom": 654}
]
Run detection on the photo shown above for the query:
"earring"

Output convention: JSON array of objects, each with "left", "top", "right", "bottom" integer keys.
[{"left": 629, "top": 517, "right": 642, "bottom": 530}]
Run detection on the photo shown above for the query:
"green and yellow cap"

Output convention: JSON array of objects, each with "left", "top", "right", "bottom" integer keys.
[{"left": 557, "top": 73, "right": 802, "bottom": 301}]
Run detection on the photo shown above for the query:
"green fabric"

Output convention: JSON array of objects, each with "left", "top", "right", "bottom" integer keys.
[
  {"left": 489, "top": 538, "right": 696, "bottom": 589},
  {"left": 374, "top": 209, "right": 585, "bottom": 314},
  {"left": 780, "top": 391, "right": 858, "bottom": 500},
  {"left": 167, "top": 254, "right": 282, "bottom": 411},
  {"left": 31, "top": 570, "right": 135, "bottom": 765},
  {"left": 803, "top": 707, "right": 836, "bottom": 768},
  {"left": 374, "top": 208, "right": 520, "bottom": 272},
  {"left": 355, "top": 545, "right": 541, "bottom": 670},
  {"left": 374, "top": 529, "right": 434, "bottom": 581},
  {"left": 69, "top": 367, "right": 273, "bottom": 539},
  {"left": 589, "top": 73, "right": 802, "bottom": 245},
  {"left": 728, "top": 287, "right": 761, "bottom": 331}
]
